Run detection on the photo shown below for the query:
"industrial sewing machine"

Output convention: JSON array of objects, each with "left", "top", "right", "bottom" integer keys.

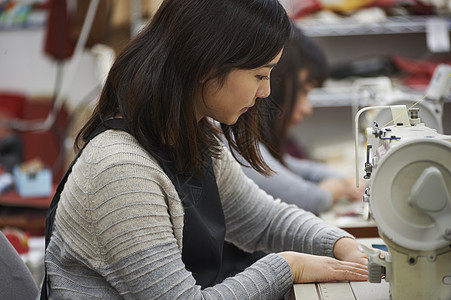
[{"left": 354, "top": 104, "right": 451, "bottom": 300}]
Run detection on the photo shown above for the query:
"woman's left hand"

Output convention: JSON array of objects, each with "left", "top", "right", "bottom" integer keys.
[{"left": 333, "top": 237, "right": 368, "bottom": 266}]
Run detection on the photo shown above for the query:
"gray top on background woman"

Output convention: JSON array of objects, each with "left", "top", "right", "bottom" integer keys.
[{"left": 241, "top": 27, "right": 364, "bottom": 215}]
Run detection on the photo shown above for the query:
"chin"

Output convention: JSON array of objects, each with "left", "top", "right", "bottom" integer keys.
[
  {"left": 224, "top": 119, "right": 238, "bottom": 126},
  {"left": 224, "top": 115, "right": 241, "bottom": 125},
  {"left": 212, "top": 116, "right": 237, "bottom": 126},
  {"left": 290, "top": 119, "right": 302, "bottom": 127}
]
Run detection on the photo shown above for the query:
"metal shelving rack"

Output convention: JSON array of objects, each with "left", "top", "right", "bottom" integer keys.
[
  {"left": 296, "top": 15, "right": 451, "bottom": 37},
  {"left": 295, "top": 15, "right": 451, "bottom": 107}
]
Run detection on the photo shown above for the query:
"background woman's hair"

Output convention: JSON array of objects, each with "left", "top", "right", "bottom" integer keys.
[
  {"left": 259, "top": 26, "right": 328, "bottom": 166},
  {"left": 76, "top": 0, "right": 292, "bottom": 175}
]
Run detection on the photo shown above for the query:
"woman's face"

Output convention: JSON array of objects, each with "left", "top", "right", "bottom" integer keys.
[
  {"left": 289, "top": 68, "right": 314, "bottom": 128},
  {"left": 196, "top": 50, "right": 283, "bottom": 125}
]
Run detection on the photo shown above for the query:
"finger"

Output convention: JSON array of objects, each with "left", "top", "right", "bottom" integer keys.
[
  {"left": 318, "top": 266, "right": 368, "bottom": 282},
  {"left": 344, "top": 256, "right": 369, "bottom": 266},
  {"left": 348, "top": 264, "right": 368, "bottom": 276},
  {"left": 339, "top": 269, "right": 368, "bottom": 281},
  {"left": 337, "top": 261, "right": 368, "bottom": 275},
  {"left": 342, "top": 263, "right": 368, "bottom": 275}
]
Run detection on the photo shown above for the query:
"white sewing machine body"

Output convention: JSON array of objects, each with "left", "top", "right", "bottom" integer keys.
[{"left": 357, "top": 105, "right": 451, "bottom": 300}]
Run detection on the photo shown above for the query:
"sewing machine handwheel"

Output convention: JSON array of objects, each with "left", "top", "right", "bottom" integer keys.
[{"left": 370, "top": 139, "right": 451, "bottom": 252}]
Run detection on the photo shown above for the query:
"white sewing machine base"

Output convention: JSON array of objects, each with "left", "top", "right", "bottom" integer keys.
[
  {"left": 291, "top": 280, "right": 390, "bottom": 300},
  {"left": 289, "top": 238, "right": 391, "bottom": 300}
]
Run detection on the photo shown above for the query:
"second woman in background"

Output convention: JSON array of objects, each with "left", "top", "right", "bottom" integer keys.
[{"left": 239, "top": 26, "right": 364, "bottom": 215}]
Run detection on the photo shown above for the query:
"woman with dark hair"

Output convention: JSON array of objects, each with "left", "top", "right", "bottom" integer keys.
[
  {"left": 41, "top": 1, "right": 367, "bottom": 299},
  {"left": 241, "top": 26, "right": 364, "bottom": 215}
]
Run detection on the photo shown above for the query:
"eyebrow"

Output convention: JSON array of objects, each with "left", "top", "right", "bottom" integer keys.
[{"left": 262, "top": 63, "right": 278, "bottom": 69}]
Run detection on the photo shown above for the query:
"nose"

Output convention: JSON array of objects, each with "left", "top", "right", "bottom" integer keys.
[
  {"left": 301, "top": 99, "right": 313, "bottom": 116},
  {"left": 257, "top": 80, "right": 271, "bottom": 99}
]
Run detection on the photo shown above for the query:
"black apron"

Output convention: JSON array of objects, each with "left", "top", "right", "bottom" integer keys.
[{"left": 40, "top": 118, "right": 259, "bottom": 299}]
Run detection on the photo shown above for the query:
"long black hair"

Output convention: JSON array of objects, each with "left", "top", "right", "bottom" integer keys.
[
  {"left": 76, "top": 0, "right": 292, "bottom": 175},
  {"left": 260, "top": 26, "right": 328, "bottom": 165}
]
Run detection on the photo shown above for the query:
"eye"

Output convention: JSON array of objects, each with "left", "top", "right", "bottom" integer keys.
[{"left": 256, "top": 75, "right": 270, "bottom": 80}]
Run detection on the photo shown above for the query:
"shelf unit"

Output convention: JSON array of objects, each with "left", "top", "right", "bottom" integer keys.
[
  {"left": 297, "top": 15, "right": 451, "bottom": 37},
  {"left": 308, "top": 80, "right": 451, "bottom": 107},
  {"left": 296, "top": 15, "right": 451, "bottom": 107},
  {"left": 290, "top": 14, "right": 451, "bottom": 166}
]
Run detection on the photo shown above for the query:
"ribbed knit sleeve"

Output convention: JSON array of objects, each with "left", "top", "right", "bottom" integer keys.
[
  {"left": 214, "top": 144, "right": 353, "bottom": 256},
  {"left": 44, "top": 130, "right": 294, "bottom": 299}
]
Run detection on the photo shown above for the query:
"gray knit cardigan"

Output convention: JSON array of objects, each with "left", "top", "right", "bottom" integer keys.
[{"left": 43, "top": 130, "right": 352, "bottom": 299}]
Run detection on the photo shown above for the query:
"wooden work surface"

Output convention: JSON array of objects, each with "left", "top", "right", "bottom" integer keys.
[
  {"left": 0, "top": 188, "right": 54, "bottom": 209},
  {"left": 320, "top": 201, "right": 379, "bottom": 238},
  {"left": 0, "top": 186, "right": 54, "bottom": 236}
]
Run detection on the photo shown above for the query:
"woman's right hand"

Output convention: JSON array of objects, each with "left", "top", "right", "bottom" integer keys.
[{"left": 277, "top": 251, "right": 368, "bottom": 283}]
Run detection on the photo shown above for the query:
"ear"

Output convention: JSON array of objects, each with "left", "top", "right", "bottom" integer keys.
[
  {"left": 200, "top": 74, "right": 213, "bottom": 84},
  {"left": 201, "top": 68, "right": 218, "bottom": 84}
]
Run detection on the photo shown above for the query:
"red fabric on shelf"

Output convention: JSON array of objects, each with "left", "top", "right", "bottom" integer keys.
[
  {"left": 290, "top": 0, "right": 322, "bottom": 19},
  {"left": 0, "top": 93, "right": 26, "bottom": 119},
  {"left": 391, "top": 55, "right": 451, "bottom": 88}
]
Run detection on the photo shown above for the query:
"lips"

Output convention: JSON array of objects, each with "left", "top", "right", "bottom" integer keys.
[{"left": 241, "top": 101, "right": 255, "bottom": 112}]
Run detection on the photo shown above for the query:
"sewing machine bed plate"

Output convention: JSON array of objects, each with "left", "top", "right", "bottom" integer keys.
[
  {"left": 292, "top": 280, "right": 390, "bottom": 300},
  {"left": 291, "top": 238, "right": 390, "bottom": 300}
]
